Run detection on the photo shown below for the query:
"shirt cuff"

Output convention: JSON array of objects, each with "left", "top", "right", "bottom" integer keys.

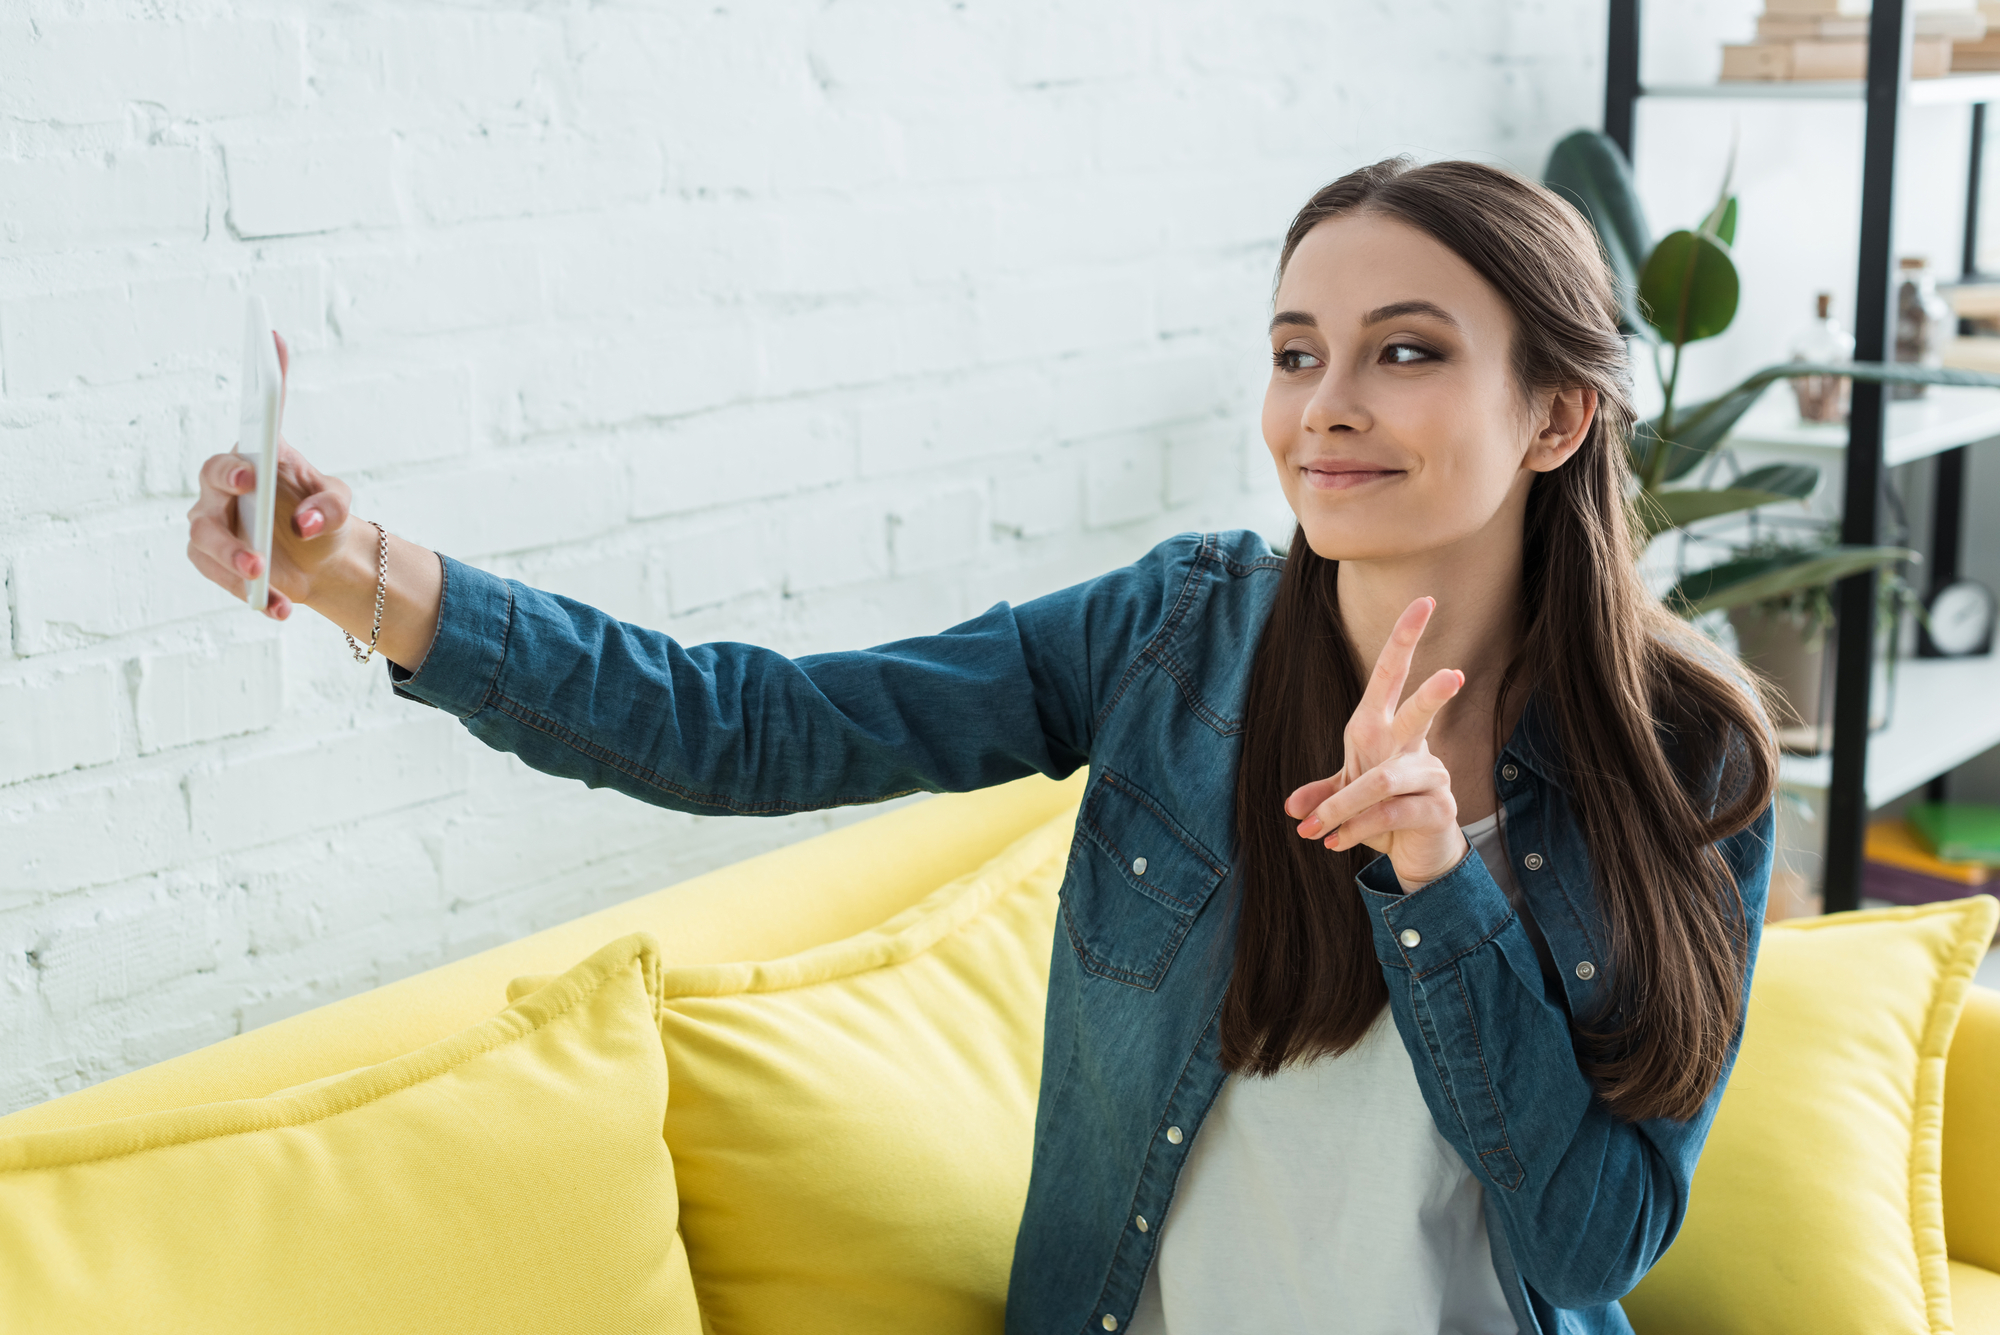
[
  {"left": 1355, "top": 846, "right": 1517, "bottom": 978},
  {"left": 384, "top": 552, "right": 513, "bottom": 719}
]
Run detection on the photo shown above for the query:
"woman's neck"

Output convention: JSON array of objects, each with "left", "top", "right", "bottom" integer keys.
[{"left": 1334, "top": 524, "right": 1527, "bottom": 783}]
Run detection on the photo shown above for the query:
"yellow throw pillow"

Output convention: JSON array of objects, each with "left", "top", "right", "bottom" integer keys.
[
  {"left": 1623, "top": 895, "right": 2000, "bottom": 1335},
  {"left": 509, "top": 801, "right": 1076, "bottom": 1335},
  {"left": 0, "top": 933, "right": 701, "bottom": 1335}
]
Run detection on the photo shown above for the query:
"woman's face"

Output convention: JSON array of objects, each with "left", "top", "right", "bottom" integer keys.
[{"left": 1262, "top": 211, "right": 1580, "bottom": 562}]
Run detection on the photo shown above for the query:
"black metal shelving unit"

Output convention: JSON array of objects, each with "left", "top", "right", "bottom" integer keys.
[{"left": 1605, "top": 0, "right": 1993, "bottom": 914}]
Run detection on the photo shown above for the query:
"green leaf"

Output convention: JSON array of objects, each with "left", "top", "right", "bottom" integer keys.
[
  {"left": 1730, "top": 462, "right": 1820, "bottom": 499},
  {"left": 1697, "top": 194, "right": 1738, "bottom": 246},
  {"left": 1543, "top": 129, "right": 1656, "bottom": 343},
  {"left": 1636, "top": 361, "right": 2000, "bottom": 483},
  {"left": 1637, "top": 486, "right": 1801, "bottom": 539},
  {"left": 1664, "top": 545, "right": 1918, "bottom": 617},
  {"left": 1639, "top": 229, "right": 1740, "bottom": 345}
]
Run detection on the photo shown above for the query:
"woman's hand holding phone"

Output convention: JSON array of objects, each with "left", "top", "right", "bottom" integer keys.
[
  {"left": 184, "top": 329, "right": 445, "bottom": 670},
  {"left": 1284, "top": 597, "right": 1471, "bottom": 892},
  {"left": 186, "top": 332, "right": 355, "bottom": 621}
]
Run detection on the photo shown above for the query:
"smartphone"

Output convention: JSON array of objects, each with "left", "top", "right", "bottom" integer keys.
[{"left": 235, "top": 296, "right": 284, "bottom": 612}]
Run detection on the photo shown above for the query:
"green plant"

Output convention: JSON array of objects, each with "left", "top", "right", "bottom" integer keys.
[
  {"left": 1720, "top": 523, "right": 1925, "bottom": 652},
  {"left": 1541, "top": 129, "right": 2000, "bottom": 615}
]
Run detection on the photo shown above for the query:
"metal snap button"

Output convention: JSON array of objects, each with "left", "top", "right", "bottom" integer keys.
[
  {"left": 1136, "top": 1214, "right": 1149, "bottom": 1232},
  {"left": 1166, "top": 1125, "right": 1183, "bottom": 1144},
  {"left": 1132, "top": 856, "right": 1148, "bottom": 876},
  {"left": 1575, "top": 960, "right": 1596, "bottom": 981},
  {"left": 1399, "top": 928, "right": 1422, "bottom": 949},
  {"left": 1523, "top": 852, "right": 1545, "bottom": 871},
  {"left": 1501, "top": 763, "right": 1519, "bottom": 782},
  {"left": 1102, "top": 1317, "right": 1119, "bottom": 1331}
]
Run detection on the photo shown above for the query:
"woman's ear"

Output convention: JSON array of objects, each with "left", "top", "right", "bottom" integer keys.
[{"left": 1526, "top": 385, "right": 1596, "bottom": 474}]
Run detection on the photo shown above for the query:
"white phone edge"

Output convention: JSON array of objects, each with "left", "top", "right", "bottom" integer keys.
[{"left": 237, "top": 296, "right": 283, "bottom": 612}]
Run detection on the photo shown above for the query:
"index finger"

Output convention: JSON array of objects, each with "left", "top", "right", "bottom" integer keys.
[
  {"left": 1390, "top": 667, "right": 1465, "bottom": 751},
  {"left": 1358, "top": 596, "right": 1435, "bottom": 721},
  {"left": 200, "top": 451, "right": 256, "bottom": 496}
]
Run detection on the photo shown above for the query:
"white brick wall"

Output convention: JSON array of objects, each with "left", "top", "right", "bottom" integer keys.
[{"left": 0, "top": 0, "right": 1601, "bottom": 1115}]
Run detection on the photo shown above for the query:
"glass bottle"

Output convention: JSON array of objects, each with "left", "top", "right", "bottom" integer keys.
[
  {"left": 1893, "top": 256, "right": 1954, "bottom": 399},
  {"left": 1789, "top": 291, "right": 1855, "bottom": 423}
]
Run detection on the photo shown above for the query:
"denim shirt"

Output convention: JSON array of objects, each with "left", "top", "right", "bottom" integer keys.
[{"left": 388, "top": 527, "right": 1775, "bottom": 1335}]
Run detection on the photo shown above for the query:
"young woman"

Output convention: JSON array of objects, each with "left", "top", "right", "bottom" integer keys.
[{"left": 184, "top": 157, "right": 1777, "bottom": 1334}]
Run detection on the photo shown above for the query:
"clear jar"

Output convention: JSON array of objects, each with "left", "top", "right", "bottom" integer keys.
[
  {"left": 1894, "top": 256, "right": 1954, "bottom": 399},
  {"left": 1789, "top": 291, "right": 1854, "bottom": 423}
]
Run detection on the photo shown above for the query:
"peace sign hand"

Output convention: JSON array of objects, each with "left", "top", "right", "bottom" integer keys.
[{"left": 1284, "top": 597, "right": 1470, "bottom": 892}]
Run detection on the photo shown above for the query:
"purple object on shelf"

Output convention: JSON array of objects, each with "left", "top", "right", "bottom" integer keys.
[{"left": 1864, "top": 860, "right": 2000, "bottom": 907}]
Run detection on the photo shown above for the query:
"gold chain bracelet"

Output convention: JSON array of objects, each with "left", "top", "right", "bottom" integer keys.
[{"left": 345, "top": 520, "right": 388, "bottom": 664}]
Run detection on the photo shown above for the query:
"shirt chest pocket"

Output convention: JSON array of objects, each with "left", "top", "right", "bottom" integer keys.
[{"left": 1063, "top": 769, "right": 1229, "bottom": 990}]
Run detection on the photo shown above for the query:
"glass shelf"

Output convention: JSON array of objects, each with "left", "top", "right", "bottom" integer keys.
[
  {"left": 1722, "top": 383, "right": 2000, "bottom": 467},
  {"left": 1777, "top": 655, "right": 2000, "bottom": 808},
  {"left": 1643, "top": 73, "right": 2000, "bottom": 105}
]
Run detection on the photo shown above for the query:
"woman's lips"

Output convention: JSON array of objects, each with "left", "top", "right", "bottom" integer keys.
[{"left": 1301, "top": 464, "right": 1403, "bottom": 492}]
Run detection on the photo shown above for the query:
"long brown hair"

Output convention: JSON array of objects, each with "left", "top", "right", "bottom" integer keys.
[{"left": 1222, "top": 157, "right": 1777, "bottom": 1124}]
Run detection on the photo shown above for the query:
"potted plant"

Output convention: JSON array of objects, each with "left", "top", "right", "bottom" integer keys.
[
  {"left": 1541, "top": 130, "right": 1995, "bottom": 693},
  {"left": 1721, "top": 524, "right": 1925, "bottom": 751}
]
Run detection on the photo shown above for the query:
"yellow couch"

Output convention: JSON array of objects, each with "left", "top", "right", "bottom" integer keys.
[{"left": 5, "top": 771, "right": 2000, "bottom": 1332}]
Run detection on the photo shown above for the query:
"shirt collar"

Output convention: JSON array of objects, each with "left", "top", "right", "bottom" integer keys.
[{"left": 1499, "top": 689, "right": 1568, "bottom": 794}]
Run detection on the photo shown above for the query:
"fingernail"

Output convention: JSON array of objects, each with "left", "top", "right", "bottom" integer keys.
[
  {"left": 299, "top": 509, "right": 321, "bottom": 534},
  {"left": 228, "top": 467, "right": 249, "bottom": 489},
  {"left": 235, "top": 551, "right": 255, "bottom": 575},
  {"left": 1298, "top": 817, "right": 1322, "bottom": 837}
]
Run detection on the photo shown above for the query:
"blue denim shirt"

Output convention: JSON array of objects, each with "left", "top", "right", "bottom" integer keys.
[{"left": 388, "top": 527, "right": 1774, "bottom": 1335}]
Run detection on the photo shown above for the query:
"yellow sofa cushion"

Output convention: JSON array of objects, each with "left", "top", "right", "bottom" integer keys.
[
  {"left": 0, "top": 933, "right": 701, "bottom": 1335},
  {"left": 509, "top": 800, "right": 1077, "bottom": 1335},
  {"left": 1948, "top": 983, "right": 2000, "bottom": 1274},
  {"left": 1622, "top": 896, "right": 2000, "bottom": 1335}
]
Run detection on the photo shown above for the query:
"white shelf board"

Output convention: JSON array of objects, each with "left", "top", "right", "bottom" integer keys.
[
  {"left": 1644, "top": 74, "right": 2000, "bottom": 105},
  {"left": 1777, "top": 655, "right": 2000, "bottom": 808},
  {"left": 1722, "top": 383, "right": 2000, "bottom": 467}
]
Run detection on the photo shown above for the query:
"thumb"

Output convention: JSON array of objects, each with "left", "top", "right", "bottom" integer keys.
[
  {"left": 292, "top": 477, "right": 352, "bottom": 541},
  {"left": 1284, "top": 773, "right": 1345, "bottom": 820}
]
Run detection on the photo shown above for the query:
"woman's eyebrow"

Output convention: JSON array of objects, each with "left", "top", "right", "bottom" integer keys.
[
  {"left": 1268, "top": 310, "right": 1316, "bottom": 333},
  {"left": 1361, "top": 299, "right": 1460, "bottom": 329}
]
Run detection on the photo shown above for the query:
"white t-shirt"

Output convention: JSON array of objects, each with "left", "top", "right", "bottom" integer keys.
[{"left": 1125, "top": 810, "right": 1530, "bottom": 1335}]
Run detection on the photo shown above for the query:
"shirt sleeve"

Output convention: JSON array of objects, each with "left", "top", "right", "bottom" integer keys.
[
  {"left": 1352, "top": 797, "right": 1777, "bottom": 1310},
  {"left": 384, "top": 539, "right": 1197, "bottom": 816}
]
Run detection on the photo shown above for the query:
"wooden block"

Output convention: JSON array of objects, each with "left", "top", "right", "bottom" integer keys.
[
  {"left": 1721, "top": 42, "right": 1794, "bottom": 80},
  {"left": 1763, "top": 0, "right": 1849, "bottom": 13},
  {"left": 1758, "top": 14, "right": 1868, "bottom": 40}
]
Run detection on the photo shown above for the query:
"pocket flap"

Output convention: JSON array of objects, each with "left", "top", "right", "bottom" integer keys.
[{"left": 1079, "top": 770, "right": 1227, "bottom": 918}]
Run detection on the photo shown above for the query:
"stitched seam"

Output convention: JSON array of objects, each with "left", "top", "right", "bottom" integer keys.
[
  {"left": 1095, "top": 769, "right": 1228, "bottom": 880},
  {"left": 1447, "top": 966, "right": 1519, "bottom": 1186},
  {"left": 1406, "top": 908, "right": 1517, "bottom": 980},
  {"left": 488, "top": 693, "right": 926, "bottom": 815},
  {"left": 1086, "top": 984, "right": 1232, "bottom": 1331},
  {"left": 1056, "top": 841, "right": 1166, "bottom": 990},
  {"left": 478, "top": 565, "right": 513, "bottom": 713},
  {"left": 1090, "top": 534, "right": 1212, "bottom": 737}
]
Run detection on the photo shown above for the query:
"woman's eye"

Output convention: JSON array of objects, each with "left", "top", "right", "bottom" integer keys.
[
  {"left": 1274, "top": 348, "right": 1323, "bottom": 371},
  {"left": 1382, "top": 342, "right": 1436, "bottom": 365}
]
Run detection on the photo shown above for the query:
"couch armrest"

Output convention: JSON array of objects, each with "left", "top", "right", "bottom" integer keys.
[{"left": 1946, "top": 984, "right": 2000, "bottom": 1272}]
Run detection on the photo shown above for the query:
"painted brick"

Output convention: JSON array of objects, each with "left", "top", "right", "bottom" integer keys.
[
  {"left": 0, "top": 773, "right": 192, "bottom": 907},
  {"left": 0, "top": 665, "right": 123, "bottom": 787},
  {"left": 779, "top": 496, "right": 890, "bottom": 595},
  {"left": 0, "top": 148, "right": 207, "bottom": 252},
  {"left": 0, "top": 20, "right": 304, "bottom": 122},
  {"left": 853, "top": 370, "right": 1057, "bottom": 480},
  {"left": 135, "top": 637, "right": 284, "bottom": 754},
  {"left": 510, "top": 312, "right": 760, "bottom": 435},
  {"left": 0, "top": 404, "right": 160, "bottom": 524},
  {"left": 224, "top": 135, "right": 401, "bottom": 239},
  {"left": 363, "top": 450, "right": 628, "bottom": 559},
  {"left": 21, "top": 876, "right": 221, "bottom": 1014},
  {"left": 405, "top": 128, "right": 664, "bottom": 227},
  {"left": 628, "top": 402, "right": 857, "bottom": 520},
  {"left": 890, "top": 484, "right": 986, "bottom": 574},
  {"left": 282, "top": 359, "right": 475, "bottom": 476},
  {"left": 499, "top": 546, "right": 661, "bottom": 630},
  {"left": 1055, "top": 351, "right": 1227, "bottom": 441},
  {"left": 184, "top": 717, "right": 464, "bottom": 854},
  {"left": 13, "top": 518, "right": 243, "bottom": 655},
  {"left": 664, "top": 515, "right": 774, "bottom": 615},
  {"left": 991, "top": 456, "right": 1083, "bottom": 540},
  {"left": 329, "top": 244, "right": 545, "bottom": 343},
  {"left": 973, "top": 269, "right": 1158, "bottom": 364},
  {"left": 0, "top": 265, "right": 324, "bottom": 398},
  {"left": 1085, "top": 435, "right": 1167, "bottom": 530}
]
